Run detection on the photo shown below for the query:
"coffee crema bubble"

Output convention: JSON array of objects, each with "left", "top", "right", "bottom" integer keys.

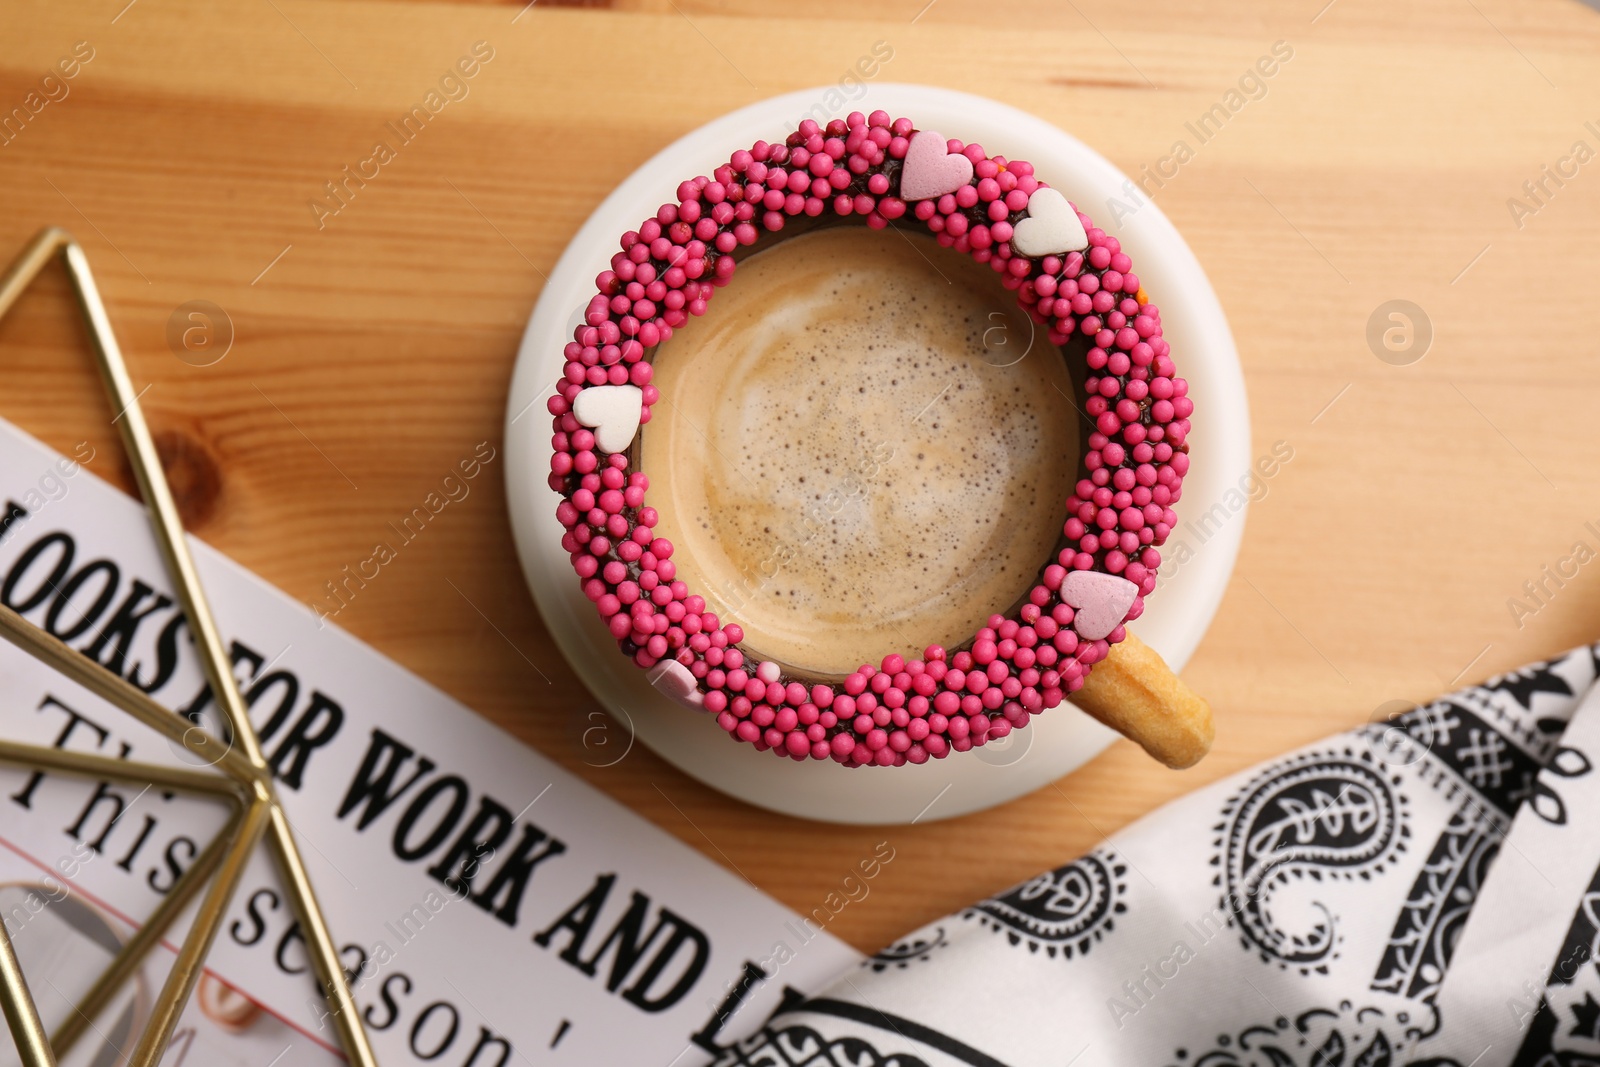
[{"left": 639, "top": 226, "right": 1079, "bottom": 678}]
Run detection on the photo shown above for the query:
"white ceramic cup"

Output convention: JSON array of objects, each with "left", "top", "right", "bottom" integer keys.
[{"left": 504, "top": 84, "right": 1250, "bottom": 825}]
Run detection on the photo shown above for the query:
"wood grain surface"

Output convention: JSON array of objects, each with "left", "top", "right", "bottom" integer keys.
[{"left": 3, "top": 0, "right": 1600, "bottom": 954}]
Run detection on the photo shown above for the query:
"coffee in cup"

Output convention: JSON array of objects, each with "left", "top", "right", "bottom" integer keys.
[{"left": 639, "top": 225, "right": 1078, "bottom": 678}]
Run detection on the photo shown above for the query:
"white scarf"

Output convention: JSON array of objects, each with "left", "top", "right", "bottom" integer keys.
[{"left": 715, "top": 645, "right": 1600, "bottom": 1067}]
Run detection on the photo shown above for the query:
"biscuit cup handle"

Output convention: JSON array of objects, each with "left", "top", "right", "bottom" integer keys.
[{"left": 1070, "top": 631, "right": 1214, "bottom": 769}]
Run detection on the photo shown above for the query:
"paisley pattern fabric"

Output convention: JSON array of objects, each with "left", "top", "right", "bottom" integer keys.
[
  {"left": 711, "top": 645, "right": 1600, "bottom": 1067},
  {"left": 964, "top": 848, "right": 1127, "bottom": 959},
  {"left": 1506, "top": 855, "right": 1600, "bottom": 1066},
  {"left": 866, "top": 928, "right": 950, "bottom": 973},
  {"left": 1214, "top": 750, "right": 1410, "bottom": 974}
]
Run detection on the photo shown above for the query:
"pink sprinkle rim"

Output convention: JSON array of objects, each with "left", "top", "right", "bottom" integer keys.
[{"left": 547, "top": 110, "right": 1192, "bottom": 769}]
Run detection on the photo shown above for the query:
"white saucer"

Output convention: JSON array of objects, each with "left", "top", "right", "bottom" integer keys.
[{"left": 504, "top": 84, "right": 1249, "bottom": 825}]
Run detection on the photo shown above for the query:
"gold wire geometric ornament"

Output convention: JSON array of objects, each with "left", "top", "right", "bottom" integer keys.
[{"left": 0, "top": 228, "right": 379, "bottom": 1066}]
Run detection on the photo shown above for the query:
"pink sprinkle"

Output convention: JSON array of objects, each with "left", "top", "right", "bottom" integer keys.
[{"left": 552, "top": 116, "right": 1190, "bottom": 765}]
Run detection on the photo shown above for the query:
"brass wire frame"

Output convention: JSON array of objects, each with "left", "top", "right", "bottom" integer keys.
[{"left": 0, "top": 229, "right": 379, "bottom": 1067}]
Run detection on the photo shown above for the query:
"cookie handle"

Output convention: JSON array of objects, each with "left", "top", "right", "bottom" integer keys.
[{"left": 1070, "top": 631, "right": 1214, "bottom": 769}]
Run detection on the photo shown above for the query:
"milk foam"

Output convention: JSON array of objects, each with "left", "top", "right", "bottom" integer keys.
[{"left": 640, "top": 226, "right": 1078, "bottom": 677}]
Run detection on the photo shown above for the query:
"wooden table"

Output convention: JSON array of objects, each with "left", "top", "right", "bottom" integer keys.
[{"left": 3, "top": 0, "right": 1599, "bottom": 954}]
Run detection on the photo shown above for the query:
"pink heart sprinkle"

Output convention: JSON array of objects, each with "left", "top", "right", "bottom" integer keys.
[
  {"left": 899, "top": 130, "right": 975, "bottom": 202},
  {"left": 647, "top": 659, "right": 704, "bottom": 709},
  {"left": 1060, "top": 570, "right": 1139, "bottom": 642}
]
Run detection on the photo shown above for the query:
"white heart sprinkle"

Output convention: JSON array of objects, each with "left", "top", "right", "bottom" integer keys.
[
  {"left": 1011, "top": 187, "right": 1089, "bottom": 258},
  {"left": 572, "top": 384, "right": 643, "bottom": 454},
  {"left": 1060, "top": 570, "right": 1139, "bottom": 641},
  {"left": 647, "top": 659, "right": 704, "bottom": 709}
]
